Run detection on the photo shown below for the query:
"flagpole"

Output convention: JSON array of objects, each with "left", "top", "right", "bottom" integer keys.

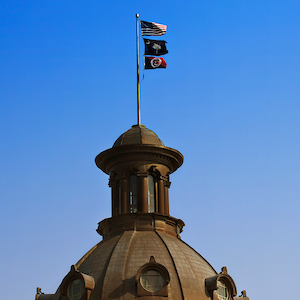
[{"left": 136, "top": 13, "right": 141, "bottom": 125}]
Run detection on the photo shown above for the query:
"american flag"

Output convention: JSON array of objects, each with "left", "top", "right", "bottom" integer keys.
[{"left": 140, "top": 20, "right": 167, "bottom": 36}]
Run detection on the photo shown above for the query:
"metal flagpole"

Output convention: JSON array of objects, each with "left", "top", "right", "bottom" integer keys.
[{"left": 136, "top": 13, "right": 141, "bottom": 125}]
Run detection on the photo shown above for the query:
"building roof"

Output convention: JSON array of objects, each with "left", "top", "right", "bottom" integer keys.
[
  {"left": 36, "top": 123, "right": 244, "bottom": 300},
  {"left": 113, "top": 124, "right": 164, "bottom": 147},
  {"left": 96, "top": 124, "right": 183, "bottom": 174},
  {"left": 75, "top": 230, "right": 217, "bottom": 300}
]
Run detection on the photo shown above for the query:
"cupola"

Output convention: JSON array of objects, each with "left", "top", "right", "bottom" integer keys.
[
  {"left": 36, "top": 124, "right": 250, "bottom": 300},
  {"left": 95, "top": 124, "right": 183, "bottom": 217}
]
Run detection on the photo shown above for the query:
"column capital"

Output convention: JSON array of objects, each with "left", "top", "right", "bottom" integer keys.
[
  {"left": 159, "top": 175, "right": 168, "bottom": 181},
  {"left": 137, "top": 172, "right": 149, "bottom": 178},
  {"left": 164, "top": 180, "right": 171, "bottom": 188},
  {"left": 108, "top": 177, "right": 116, "bottom": 187}
]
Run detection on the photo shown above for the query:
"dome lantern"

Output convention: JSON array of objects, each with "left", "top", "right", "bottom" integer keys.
[
  {"left": 95, "top": 124, "right": 183, "bottom": 219},
  {"left": 36, "top": 125, "right": 250, "bottom": 300}
]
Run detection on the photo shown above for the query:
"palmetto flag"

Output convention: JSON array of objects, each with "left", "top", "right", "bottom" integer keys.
[
  {"left": 144, "top": 39, "right": 168, "bottom": 56},
  {"left": 144, "top": 57, "right": 167, "bottom": 69},
  {"left": 140, "top": 20, "right": 167, "bottom": 36}
]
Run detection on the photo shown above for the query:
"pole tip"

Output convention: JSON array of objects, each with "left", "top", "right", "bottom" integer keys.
[{"left": 136, "top": 13, "right": 139, "bottom": 18}]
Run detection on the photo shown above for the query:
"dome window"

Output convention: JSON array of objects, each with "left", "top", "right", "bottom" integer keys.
[
  {"left": 205, "top": 267, "right": 237, "bottom": 300},
  {"left": 67, "top": 278, "right": 85, "bottom": 300},
  {"left": 136, "top": 256, "right": 170, "bottom": 297},
  {"left": 129, "top": 174, "right": 138, "bottom": 213},
  {"left": 59, "top": 265, "right": 95, "bottom": 300},
  {"left": 216, "top": 280, "right": 229, "bottom": 300},
  {"left": 147, "top": 175, "right": 156, "bottom": 213},
  {"left": 140, "top": 269, "right": 164, "bottom": 292}
]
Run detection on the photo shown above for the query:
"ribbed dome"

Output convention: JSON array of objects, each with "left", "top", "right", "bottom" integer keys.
[
  {"left": 113, "top": 124, "right": 164, "bottom": 147},
  {"left": 35, "top": 122, "right": 242, "bottom": 300},
  {"left": 75, "top": 230, "right": 217, "bottom": 300}
]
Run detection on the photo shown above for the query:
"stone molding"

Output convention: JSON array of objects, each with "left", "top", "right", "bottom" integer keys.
[
  {"left": 95, "top": 144, "right": 184, "bottom": 174},
  {"left": 97, "top": 213, "right": 185, "bottom": 240}
]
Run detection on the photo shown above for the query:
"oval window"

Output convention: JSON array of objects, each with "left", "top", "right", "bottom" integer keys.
[
  {"left": 140, "top": 269, "right": 165, "bottom": 292},
  {"left": 67, "top": 278, "right": 85, "bottom": 300},
  {"left": 216, "top": 280, "right": 229, "bottom": 300}
]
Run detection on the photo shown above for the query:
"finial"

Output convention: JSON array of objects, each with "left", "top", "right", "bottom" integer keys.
[
  {"left": 70, "top": 264, "right": 78, "bottom": 271},
  {"left": 149, "top": 256, "right": 156, "bottom": 263},
  {"left": 221, "top": 266, "right": 227, "bottom": 274},
  {"left": 35, "top": 287, "right": 44, "bottom": 300}
]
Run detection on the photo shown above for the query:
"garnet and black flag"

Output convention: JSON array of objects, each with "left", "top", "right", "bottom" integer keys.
[
  {"left": 140, "top": 20, "right": 167, "bottom": 36},
  {"left": 144, "top": 39, "right": 168, "bottom": 56},
  {"left": 144, "top": 57, "right": 167, "bottom": 69}
]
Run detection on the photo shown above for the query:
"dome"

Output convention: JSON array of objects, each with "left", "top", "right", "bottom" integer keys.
[
  {"left": 113, "top": 124, "right": 164, "bottom": 147},
  {"left": 75, "top": 230, "right": 217, "bottom": 300},
  {"left": 37, "top": 213, "right": 239, "bottom": 300},
  {"left": 36, "top": 122, "right": 243, "bottom": 300}
]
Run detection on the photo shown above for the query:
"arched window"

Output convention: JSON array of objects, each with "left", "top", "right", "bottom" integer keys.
[
  {"left": 129, "top": 175, "right": 137, "bottom": 213},
  {"left": 216, "top": 280, "right": 229, "bottom": 300},
  {"left": 148, "top": 175, "right": 155, "bottom": 213},
  {"left": 136, "top": 256, "right": 170, "bottom": 297},
  {"left": 67, "top": 278, "right": 85, "bottom": 300},
  {"left": 140, "top": 270, "right": 164, "bottom": 292}
]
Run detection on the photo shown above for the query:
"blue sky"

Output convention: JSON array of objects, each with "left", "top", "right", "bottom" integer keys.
[{"left": 1, "top": 1, "right": 300, "bottom": 299}]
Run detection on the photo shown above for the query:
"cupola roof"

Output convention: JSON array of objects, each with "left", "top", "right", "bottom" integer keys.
[
  {"left": 95, "top": 124, "right": 183, "bottom": 175},
  {"left": 113, "top": 124, "right": 164, "bottom": 147}
]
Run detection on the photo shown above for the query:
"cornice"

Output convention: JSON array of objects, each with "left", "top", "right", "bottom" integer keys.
[
  {"left": 95, "top": 144, "right": 184, "bottom": 174},
  {"left": 97, "top": 213, "right": 185, "bottom": 241}
]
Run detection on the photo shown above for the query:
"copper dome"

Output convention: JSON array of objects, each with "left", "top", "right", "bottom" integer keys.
[
  {"left": 36, "top": 123, "right": 244, "bottom": 300},
  {"left": 74, "top": 230, "right": 217, "bottom": 300},
  {"left": 113, "top": 124, "right": 164, "bottom": 147}
]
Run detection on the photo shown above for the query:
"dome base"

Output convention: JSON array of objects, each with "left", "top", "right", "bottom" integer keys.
[{"left": 97, "top": 213, "right": 185, "bottom": 240}]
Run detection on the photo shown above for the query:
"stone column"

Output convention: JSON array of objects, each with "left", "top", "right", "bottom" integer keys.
[
  {"left": 138, "top": 173, "right": 148, "bottom": 213},
  {"left": 158, "top": 178, "right": 165, "bottom": 214},
  {"left": 120, "top": 177, "right": 128, "bottom": 214},
  {"left": 164, "top": 181, "right": 171, "bottom": 215},
  {"left": 109, "top": 176, "right": 118, "bottom": 217}
]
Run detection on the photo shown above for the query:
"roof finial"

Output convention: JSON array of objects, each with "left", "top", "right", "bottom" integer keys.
[{"left": 149, "top": 256, "right": 156, "bottom": 263}]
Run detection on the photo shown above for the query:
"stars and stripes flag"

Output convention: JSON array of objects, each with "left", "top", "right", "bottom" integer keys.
[{"left": 140, "top": 20, "right": 167, "bottom": 36}]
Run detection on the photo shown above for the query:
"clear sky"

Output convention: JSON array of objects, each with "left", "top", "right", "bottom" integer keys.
[{"left": 1, "top": 1, "right": 300, "bottom": 299}]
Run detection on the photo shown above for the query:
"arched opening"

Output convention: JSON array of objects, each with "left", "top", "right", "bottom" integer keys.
[
  {"left": 129, "top": 174, "right": 138, "bottom": 213},
  {"left": 148, "top": 175, "right": 156, "bottom": 213}
]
